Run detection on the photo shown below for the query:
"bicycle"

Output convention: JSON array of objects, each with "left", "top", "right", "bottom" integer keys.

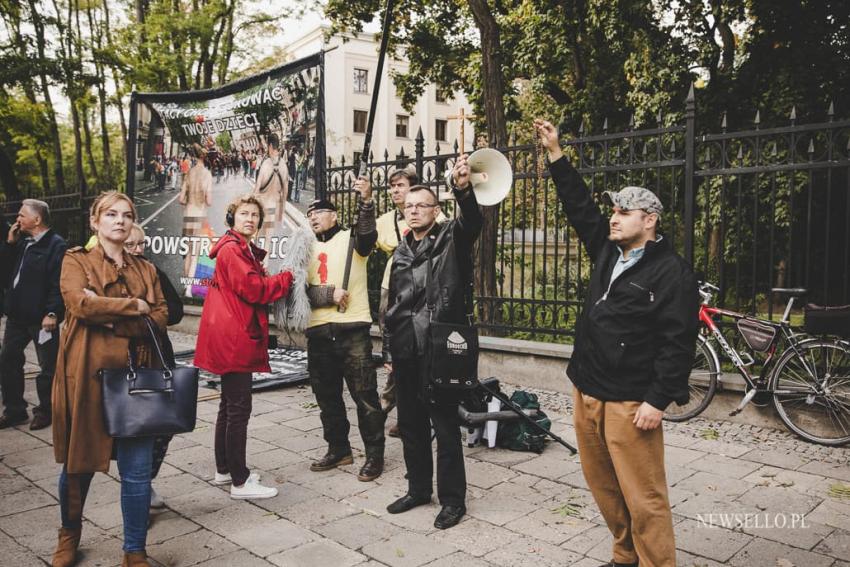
[{"left": 664, "top": 282, "right": 850, "bottom": 446}]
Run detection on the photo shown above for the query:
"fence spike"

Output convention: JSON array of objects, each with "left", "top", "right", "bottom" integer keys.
[
  {"left": 628, "top": 114, "right": 635, "bottom": 129},
  {"left": 416, "top": 126, "right": 424, "bottom": 142},
  {"left": 737, "top": 145, "right": 743, "bottom": 160},
  {"left": 327, "top": 156, "right": 333, "bottom": 167},
  {"left": 770, "top": 142, "right": 777, "bottom": 157},
  {"left": 578, "top": 118, "right": 585, "bottom": 135},
  {"left": 789, "top": 105, "right": 797, "bottom": 123},
  {"left": 721, "top": 111, "right": 727, "bottom": 131},
  {"left": 705, "top": 147, "right": 711, "bottom": 163},
  {"left": 453, "top": 138, "right": 459, "bottom": 153},
  {"left": 398, "top": 146, "right": 406, "bottom": 158},
  {"left": 686, "top": 82, "right": 695, "bottom": 103},
  {"left": 369, "top": 150, "right": 374, "bottom": 161},
  {"left": 509, "top": 128, "right": 517, "bottom": 145},
  {"left": 808, "top": 138, "right": 815, "bottom": 154},
  {"left": 435, "top": 142, "right": 440, "bottom": 154},
  {"left": 828, "top": 100, "right": 835, "bottom": 119},
  {"left": 754, "top": 109, "right": 761, "bottom": 128},
  {"left": 340, "top": 154, "right": 346, "bottom": 166},
  {"left": 656, "top": 110, "right": 663, "bottom": 125},
  {"left": 602, "top": 117, "right": 608, "bottom": 132},
  {"left": 642, "top": 143, "right": 648, "bottom": 157},
  {"left": 670, "top": 138, "right": 676, "bottom": 153},
  {"left": 383, "top": 148, "right": 389, "bottom": 160}
]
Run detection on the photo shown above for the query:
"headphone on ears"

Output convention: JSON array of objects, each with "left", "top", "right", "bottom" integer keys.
[{"left": 226, "top": 204, "right": 264, "bottom": 230}]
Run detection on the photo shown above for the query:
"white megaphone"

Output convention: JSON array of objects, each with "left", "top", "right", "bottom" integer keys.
[{"left": 444, "top": 148, "right": 513, "bottom": 206}]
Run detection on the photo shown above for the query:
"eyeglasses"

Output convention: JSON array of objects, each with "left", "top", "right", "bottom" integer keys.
[
  {"left": 403, "top": 203, "right": 437, "bottom": 212},
  {"left": 124, "top": 241, "right": 145, "bottom": 251}
]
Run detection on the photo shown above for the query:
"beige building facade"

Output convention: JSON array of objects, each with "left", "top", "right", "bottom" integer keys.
[{"left": 286, "top": 25, "right": 475, "bottom": 165}]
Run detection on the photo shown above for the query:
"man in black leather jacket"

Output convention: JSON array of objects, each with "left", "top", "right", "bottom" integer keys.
[{"left": 383, "top": 155, "right": 482, "bottom": 529}]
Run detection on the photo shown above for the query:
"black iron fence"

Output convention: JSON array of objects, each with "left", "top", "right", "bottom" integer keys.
[
  {"left": 3, "top": 90, "right": 847, "bottom": 343},
  {"left": 327, "top": 91, "right": 850, "bottom": 342}
]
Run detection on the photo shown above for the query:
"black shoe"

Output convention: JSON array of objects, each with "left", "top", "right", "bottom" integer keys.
[
  {"left": 386, "top": 493, "right": 431, "bottom": 514},
  {"left": 309, "top": 451, "right": 353, "bottom": 472},
  {"left": 357, "top": 456, "right": 384, "bottom": 482},
  {"left": 29, "top": 413, "right": 51, "bottom": 431},
  {"left": 597, "top": 562, "right": 639, "bottom": 567},
  {"left": 434, "top": 505, "right": 466, "bottom": 529},
  {"left": 0, "top": 414, "right": 28, "bottom": 429}
]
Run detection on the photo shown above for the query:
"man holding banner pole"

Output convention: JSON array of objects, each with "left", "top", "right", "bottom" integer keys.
[{"left": 304, "top": 178, "right": 385, "bottom": 481}]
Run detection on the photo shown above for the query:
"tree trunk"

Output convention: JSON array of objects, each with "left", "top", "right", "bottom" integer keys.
[
  {"left": 204, "top": 7, "right": 228, "bottom": 88},
  {"left": 87, "top": 2, "right": 111, "bottom": 172},
  {"left": 81, "top": 105, "right": 100, "bottom": 182},
  {"left": 5, "top": 5, "right": 52, "bottom": 195},
  {"left": 0, "top": 144, "right": 21, "bottom": 205},
  {"left": 28, "top": 0, "right": 66, "bottom": 192},
  {"left": 218, "top": 4, "right": 235, "bottom": 84},
  {"left": 53, "top": 0, "right": 88, "bottom": 195},
  {"left": 468, "top": 0, "right": 507, "bottom": 332},
  {"left": 102, "top": 0, "right": 127, "bottom": 155}
]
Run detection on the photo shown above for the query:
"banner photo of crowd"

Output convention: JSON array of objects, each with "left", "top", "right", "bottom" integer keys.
[{"left": 126, "top": 52, "right": 325, "bottom": 302}]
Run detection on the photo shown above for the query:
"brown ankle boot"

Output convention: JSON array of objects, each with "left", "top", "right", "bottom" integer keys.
[
  {"left": 51, "top": 527, "right": 81, "bottom": 567},
  {"left": 121, "top": 551, "right": 150, "bottom": 567}
]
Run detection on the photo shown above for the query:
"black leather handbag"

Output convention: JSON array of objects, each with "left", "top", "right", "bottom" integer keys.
[
  {"left": 99, "top": 317, "right": 199, "bottom": 438},
  {"left": 424, "top": 247, "right": 480, "bottom": 390}
]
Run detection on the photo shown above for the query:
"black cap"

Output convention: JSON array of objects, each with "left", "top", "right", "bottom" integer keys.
[{"left": 307, "top": 199, "right": 337, "bottom": 214}]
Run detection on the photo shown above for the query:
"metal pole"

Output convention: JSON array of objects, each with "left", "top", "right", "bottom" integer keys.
[
  {"left": 683, "top": 83, "right": 696, "bottom": 266},
  {"left": 340, "top": 0, "right": 395, "bottom": 310}
]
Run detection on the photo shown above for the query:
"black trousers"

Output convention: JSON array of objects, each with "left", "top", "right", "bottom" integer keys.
[
  {"left": 0, "top": 317, "right": 59, "bottom": 419},
  {"left": 307, "top": 326, "right": 385, "bottom": 458},
  {"left": 214, "top": 372, "right": 253, "bottom": 486},
  {"left": 395, "top": 358, "right": 466, "bottom": 507}
]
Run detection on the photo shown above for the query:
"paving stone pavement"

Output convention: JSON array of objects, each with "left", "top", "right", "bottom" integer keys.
[{"left": 1, "top": 330, "right": 849, "bottom": 566}]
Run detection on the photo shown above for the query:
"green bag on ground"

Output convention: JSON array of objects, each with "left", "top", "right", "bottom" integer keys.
[{"left": 497, "top": 390, "right": 551, "bottom": 454}]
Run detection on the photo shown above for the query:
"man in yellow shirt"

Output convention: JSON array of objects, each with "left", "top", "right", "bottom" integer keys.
[{"left": 304, "top": 178, "right": 385, "bottom": 481}]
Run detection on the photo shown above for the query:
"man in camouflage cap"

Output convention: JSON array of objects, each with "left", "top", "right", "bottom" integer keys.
[{"left": 534, "top": 118, "right": 698, "bottom": 567}]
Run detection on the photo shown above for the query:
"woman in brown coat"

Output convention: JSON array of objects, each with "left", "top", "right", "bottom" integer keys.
[{"left": 51, "top": 191, "right": 168, "bottom": 567}]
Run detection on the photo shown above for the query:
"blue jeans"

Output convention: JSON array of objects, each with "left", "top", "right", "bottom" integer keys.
[{"left": 59, "top": 437, "right": 154, "bottom": 552}]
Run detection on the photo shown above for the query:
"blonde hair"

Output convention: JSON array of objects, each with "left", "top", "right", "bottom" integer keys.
[
  {"left": 90, "top": 191, "right": 137, "bottom": 224},
  {"left": 131, "top": 223, "right": 146, "bottom": 239}
]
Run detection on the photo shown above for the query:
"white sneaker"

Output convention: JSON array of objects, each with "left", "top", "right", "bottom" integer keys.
[
  {"left": 213, "top": 471, "right": 259, "bottom": 485},
  {"left": 230, "top": 476, "right": 278, "bottom": 500},
  {"left": 150, "top": 487, "right": 165, "bottom": 509},
  {"left": 213, "top": 472, "right": 232, "bottom": 485}
]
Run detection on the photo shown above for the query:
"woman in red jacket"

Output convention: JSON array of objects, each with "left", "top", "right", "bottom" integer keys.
[{"left": 194, "top": 194, "right": 292, "bottom": 499}]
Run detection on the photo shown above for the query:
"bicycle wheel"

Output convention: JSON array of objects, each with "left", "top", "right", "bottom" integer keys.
[
  {"left": 770, "top": 339, "right": 850, "bottom": 446},
  {"left": 664, "top": 334, "right": 719, "bottom": 422}
]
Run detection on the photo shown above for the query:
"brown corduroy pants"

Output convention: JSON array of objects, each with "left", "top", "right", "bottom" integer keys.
[{"left": 573, "top": 387, "right": 676, "bottom": 567}]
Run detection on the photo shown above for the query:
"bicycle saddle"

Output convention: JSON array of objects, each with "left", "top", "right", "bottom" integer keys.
[{"left": 771, "top": 288, "right": 807, "bottom": 297}]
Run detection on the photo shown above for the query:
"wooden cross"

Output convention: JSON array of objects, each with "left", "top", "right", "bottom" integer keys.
[{"left": 446, "top": 107, "right": 476, "bottom": 153}]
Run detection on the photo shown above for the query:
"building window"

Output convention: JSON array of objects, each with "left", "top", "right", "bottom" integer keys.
[
  {"left": 435, "top": 119, "right": 448, "bottom": 142},
  {"left": 396, "top": 115, "right": 409, "bottom": 138},
  {"left": 353, "top": 68, "right": 368, "bottom": 93},
  {"left": 353, "top": 110, "right": 368, "bottom": 134},
  {"left": 436, "top": 88, "right": 449, "bottom": 103}
]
